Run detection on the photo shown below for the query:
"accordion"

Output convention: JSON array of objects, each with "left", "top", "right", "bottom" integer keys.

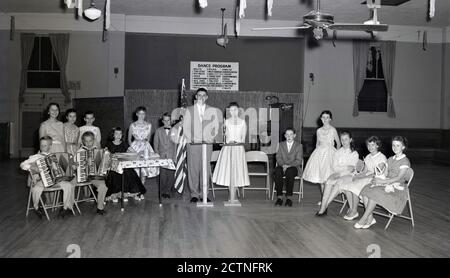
[
  {"left": 35, "top": 154, "right": 70, "bottom": 188},
  {"left": 76, "top": 148, "right": 111, "bottom": 183}
]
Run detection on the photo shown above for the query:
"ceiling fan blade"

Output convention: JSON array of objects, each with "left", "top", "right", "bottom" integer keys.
[
  {"left": 329, "top": 23, "right": 388, "bottom": 32},
  {"left": 252, "top": 25, "right": 311, "bottom": 31}
]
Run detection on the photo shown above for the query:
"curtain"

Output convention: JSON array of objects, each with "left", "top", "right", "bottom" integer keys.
[
  {"left": 380, "top": 41, "right": 396, "bottom": 118},
  {"left": 352, "top": 40, "right": 369, "bottom": 117},
  {"left": 50, "top": 33, "right": 71, "bottom": 104},
  {"left": 19, "top": 33, "right": 35, "bottom": 104}
]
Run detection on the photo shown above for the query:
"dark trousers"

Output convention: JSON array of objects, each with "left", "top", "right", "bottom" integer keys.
[
  {"left": 186, "top": 144, "right": 212, "bottom": 198},
  {"left": 274, "top": 166, "right": 298, "bottom": 197},
  {"left": 160, "top": 168, "right": 175, "bottom": 195}
]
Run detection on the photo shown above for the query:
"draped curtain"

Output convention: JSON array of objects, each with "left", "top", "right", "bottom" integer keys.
[
  {"left": 380, "top": 41, "right": 397, "bottom": 118},
  {"left": 352, "top": 40, "right": 369, "bottom": 117},
  {"left": 19, "top": 33, "right": 35, "bottom": 104},
  {"left": 49, "top": 33, "right": 71, "bottom": 104}
]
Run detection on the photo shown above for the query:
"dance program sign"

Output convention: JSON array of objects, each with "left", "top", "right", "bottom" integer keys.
[{"left": 190, "top": 61, "right": 239, "bottom": 91}]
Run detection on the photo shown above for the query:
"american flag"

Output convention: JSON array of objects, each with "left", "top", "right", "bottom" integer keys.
[
  {"left": 174, "top": 79, "right": 188, "bottom": 194},
  {"left": 179, "top": 78, "right": 188, "bottom": 108}
]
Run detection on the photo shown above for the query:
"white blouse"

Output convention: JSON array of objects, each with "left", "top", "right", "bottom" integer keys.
[
  {"left": 364, "top": 152, "right": 388, "bottom": 175},
  {"left": 332, "top": 147, "right": 359, "bottom": 176}
]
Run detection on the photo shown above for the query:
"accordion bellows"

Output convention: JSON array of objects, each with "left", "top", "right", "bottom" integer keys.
[
  {"left": 76, "top": 148, "right": 111, "bottom": 183},
  {"left": 36, "top": 154, "right": 67, "bottom": 188}
]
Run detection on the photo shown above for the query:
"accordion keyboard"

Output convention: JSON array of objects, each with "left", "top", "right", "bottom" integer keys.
[{"left": 36, "top": 157, "right": 56, "bottom": 188}]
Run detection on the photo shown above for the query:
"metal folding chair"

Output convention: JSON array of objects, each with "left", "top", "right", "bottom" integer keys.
[
  {"left": 376, "top": 168, "right": 415, "bottom": 230},
  {"left": 339, "top": 168, "right": 415, "bottom": 230},
  {"left": 26, "top": 170, "right": 75, "bottom": 221},
  {"left": 244, "top": 151, "right": 271, "bottom": 199},
  {"left": 271, "top": 159, "right": 304, "bottom": 202}
]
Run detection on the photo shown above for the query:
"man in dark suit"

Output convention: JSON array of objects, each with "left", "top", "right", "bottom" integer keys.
[
  {"left": 183, "top": 88, "right": 222, "bottom": 203},
  {"left": 273, "top": 128, "right": 303, "bottom": 207},
  {"left": 154, "top": 112, "right": 177, "bottom": 198}
]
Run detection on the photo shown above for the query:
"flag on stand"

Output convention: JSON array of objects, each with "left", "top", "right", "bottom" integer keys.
[
  {"left": 179, "top": 78, "right": 188, "bottom": 108},
  {"left": 174, "top": 79, "right": 188, "bottom": 194}
]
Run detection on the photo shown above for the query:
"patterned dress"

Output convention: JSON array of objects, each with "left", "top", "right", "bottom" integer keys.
[
  {"left": 212, "top": 119, "right": 250, "bottom": 187},
  {"left": 105, "top": 141, "right": 146, "bottom": 200},
  {"left": 39, "top": 119, "right": 66, "bottom": 153},
  {"left": 360, "top": 155, "right": 411, "bottom": 215},
  {"left": 127, "top": 121, "right": 159, "bottom": 178},
  {"left": 64, "top": 123, "right": 79, "bottom": 157},
  {"left": 302, "top": 127, "right": 337, "bottom": 184}
]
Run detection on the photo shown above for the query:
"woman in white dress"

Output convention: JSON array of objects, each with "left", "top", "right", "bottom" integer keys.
[
  {"left": 212, "top": 102, "right": 250, "bottom": 202},
  {"left": 39, "top": 103, "right": 66, "bottom": 153},
  {"left": 302, "top": 110, "right": 341, "bottom": 201},
  {"left": 315, "top": 131, "right": 359, "bottom": 216},
  {"left": 338, "top": 136, "right": 387, "bottom": 220},
  {"left": 127, "top": 106, "right": 159, "bottom": 185}
]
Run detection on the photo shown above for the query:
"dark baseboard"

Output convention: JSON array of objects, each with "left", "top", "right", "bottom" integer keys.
[{"left": 301, "top": 127, "right": 450, "bottom": 164}]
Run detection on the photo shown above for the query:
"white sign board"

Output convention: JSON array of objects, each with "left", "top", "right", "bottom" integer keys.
[{"left": 190, "top": 61, "right": 239, "bottom": 91}]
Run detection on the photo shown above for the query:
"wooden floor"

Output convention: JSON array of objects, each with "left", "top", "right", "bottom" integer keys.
[{"left": 0, "top": 159, "right": 449, "bottom": 258}]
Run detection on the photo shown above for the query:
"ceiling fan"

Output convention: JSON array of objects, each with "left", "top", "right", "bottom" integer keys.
[
  {"left": 252, "top": 0, "right": 389, "bottom": 40},
  {"left": 216, "top": 8, "right": 229, "bottom": 48}
]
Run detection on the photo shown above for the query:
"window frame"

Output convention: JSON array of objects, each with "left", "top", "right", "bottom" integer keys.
[
  {"left": 358, "top": 42, "right": 388, "bottom": 113},
  {"left": 26, "top": 35, "right": 61, "bottom": 90}
]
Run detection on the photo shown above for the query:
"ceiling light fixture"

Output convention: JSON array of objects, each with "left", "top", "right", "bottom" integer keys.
[
  {"left": 312, "top": 27, "right": 323, "bottom": 40},
  {"left": 84, "top": 0, "right": 102, "bottom": 21}
]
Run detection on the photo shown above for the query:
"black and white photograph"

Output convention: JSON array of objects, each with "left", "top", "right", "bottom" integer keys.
[{"left": 0, "top": 0, "right": 449, "bottom": 263}]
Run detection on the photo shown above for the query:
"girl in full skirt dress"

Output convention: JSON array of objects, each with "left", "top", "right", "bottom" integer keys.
[
  {"left": 355, "top": 136, "right": 411, "bottom": 229},
  {"left": 39, "top": 103, "right": 66, "bottom": 153},
  {"left": 338, "top": 136, "right": 387, "bottom": 220},
  {"left": 127, "top": 106, "right": 160, "bottom": 185},
  {"left": 302, "top": 110, "right": 341, "bottom": 203},
  {"left": 315, "top": 131, "right": 359, "bottom": 216},
  {"left": 212, "top": 102, "right": 250, "bottom": 203},
  {"left": 105, "top": 127, "right": 147, "bottom": 202}
]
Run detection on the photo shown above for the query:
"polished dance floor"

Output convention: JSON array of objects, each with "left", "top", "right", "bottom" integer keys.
[{"left": 0, "top": 159, "right": 449, "bottom": 258}]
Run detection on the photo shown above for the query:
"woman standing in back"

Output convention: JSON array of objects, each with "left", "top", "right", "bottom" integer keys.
[
  {"left": 302, "top": 110, "right": 341, "bottom": 204},
  {"left": 39, "top": 102, "right": 66, "bottom": 153}
]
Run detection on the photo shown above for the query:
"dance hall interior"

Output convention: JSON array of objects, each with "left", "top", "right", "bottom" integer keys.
[{"left": 0, "top": 0, "right": 449, "bottom": 258}]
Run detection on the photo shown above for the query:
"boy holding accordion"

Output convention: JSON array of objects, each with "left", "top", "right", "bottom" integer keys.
[{"left": 20, "top": 136, "right": 75, "bottom": 219}]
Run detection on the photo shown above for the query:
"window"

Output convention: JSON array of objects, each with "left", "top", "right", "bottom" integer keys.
[
  {"left": 27, "top": 36, "right": 60, "bottom": 89},
  {"left": 358, "top": 45, "right": 387, "bottom": 112}
]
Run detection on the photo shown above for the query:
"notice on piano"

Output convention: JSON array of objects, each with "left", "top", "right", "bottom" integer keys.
[{"left": 190, "top": 61, "right": 239, "bottom": 91}]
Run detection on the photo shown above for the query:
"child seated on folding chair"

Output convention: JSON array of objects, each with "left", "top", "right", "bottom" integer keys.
[
  {"left": 316, "top": 131, "right": 359, "bottom": 216},
  {"left": 273, "top": 128, "right": 303, "bottom": 207},
  {"left": 338, "top": 136, "right": 387, "bottom": 221},
  {"left": 356, "top": 136, "right": 411, "bottom": 229},
  {"left": 76, "top": 131, "right": 108, "bottom": 215},
  {"left": 105, "top": 127, "right": 146, "bottom": 202},
  {"left": 20, "top": 136, "right": 75, "bottom": 219}
]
